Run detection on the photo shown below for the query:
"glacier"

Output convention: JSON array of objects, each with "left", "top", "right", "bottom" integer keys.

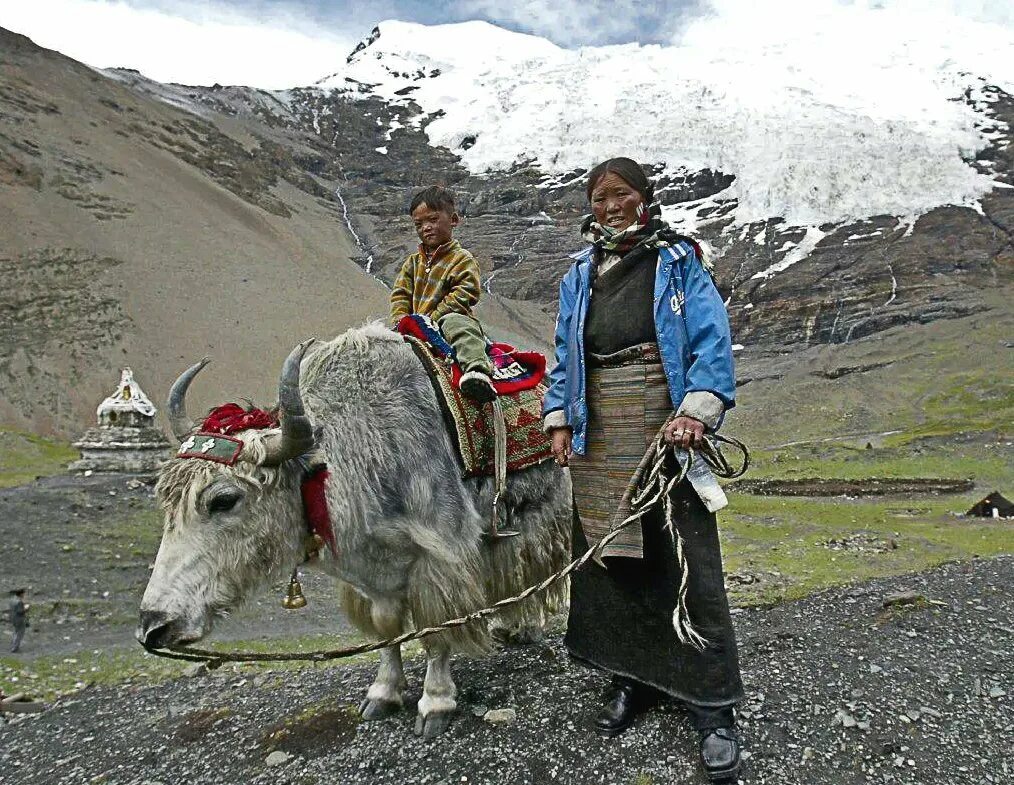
[{"left": 312, "top": 1, "right": 1014, "bottom": 239}]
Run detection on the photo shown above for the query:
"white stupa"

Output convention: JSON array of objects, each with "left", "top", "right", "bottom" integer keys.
[{"left": 70, "top": 368, "right": 172, "bottom": 473}]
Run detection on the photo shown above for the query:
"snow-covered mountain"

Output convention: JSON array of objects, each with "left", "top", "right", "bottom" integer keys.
[
  {"left": 2, "top": 9, "right": 1012, "bottom": 433},
  {"left": 281, "top": 10, "right": 1012, "bottom": 350},
  {"left": 312, "top": 8, "right": 1013, "bottom": 273}
]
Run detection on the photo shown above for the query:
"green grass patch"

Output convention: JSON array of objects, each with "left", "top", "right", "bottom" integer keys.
[
  {"left": 0, "top": 646, "right": 183, "bottom": 701},
  {"left": 0, "top": 428, "right": 76, "bottom": 487},
  {"left": 77, "top": 507, "right": 164, "bottom": 560},
  {"left": 743, "top": 439, "right": 1011, "bottom": 489},
  {"left": 721, "top": 492, "right": 1014, "bottom": 606}
]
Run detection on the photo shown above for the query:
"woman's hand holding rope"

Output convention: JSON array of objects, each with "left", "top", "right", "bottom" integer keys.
[{"left": 663, "top": 415, "right": 706, "bottom": 450}]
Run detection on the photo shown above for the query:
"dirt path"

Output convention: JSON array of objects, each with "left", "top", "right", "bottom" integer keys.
[{"left": 2, "top": 556, "right": 1010, "bottom": 785}]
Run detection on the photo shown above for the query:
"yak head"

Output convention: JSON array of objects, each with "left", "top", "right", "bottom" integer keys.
[{"left": 136, "top": 342, "right": 316, "bottom": 650}]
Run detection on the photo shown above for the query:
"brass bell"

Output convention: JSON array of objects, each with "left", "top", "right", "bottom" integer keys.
[{"left": 282, "top": 570, "right": 307, "bottom": 610}]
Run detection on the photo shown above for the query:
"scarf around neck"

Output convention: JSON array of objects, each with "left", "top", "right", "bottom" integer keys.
[{"left": 580, "top": 201, "right": 714, "bottom": 276}]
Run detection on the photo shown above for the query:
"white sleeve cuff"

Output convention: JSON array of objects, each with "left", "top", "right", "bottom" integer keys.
[
  {"left": 676, "top": 391, "right": 725, "bottom": 431},
  {"left": 542, "top": 409, "right": 569, "bottom": 433}
]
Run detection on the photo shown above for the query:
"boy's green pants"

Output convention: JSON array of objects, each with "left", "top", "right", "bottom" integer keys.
[{"left": 438, "top": 313, "right": 493, "bottom": 376}]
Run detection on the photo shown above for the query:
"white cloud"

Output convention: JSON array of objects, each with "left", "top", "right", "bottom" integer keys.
[
  {"left": 456, "top": 0, "right": 704, "bottom": 47},
  {"left": 0, "top": 0, "right": 354, "bottom": 88}
]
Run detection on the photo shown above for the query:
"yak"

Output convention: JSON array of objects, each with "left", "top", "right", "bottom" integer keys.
[{"left": 137, "top": 323, "right": 571, "bottom": 738}]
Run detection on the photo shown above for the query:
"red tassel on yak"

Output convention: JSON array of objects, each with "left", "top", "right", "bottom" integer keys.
[
  {"left": 301, "top": 465, "right": 336, "bottom": 557},
  {"left": 201, "top": 404, "right": 279, "bottom": 435}
]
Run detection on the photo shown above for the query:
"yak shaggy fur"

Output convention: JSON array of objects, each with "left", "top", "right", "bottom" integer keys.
[
  {"left": 143, "top": 323, "right": 572, "bottom": 735},
  {"left": 299, "top": 322, "right": 572, "bottom": 653}
]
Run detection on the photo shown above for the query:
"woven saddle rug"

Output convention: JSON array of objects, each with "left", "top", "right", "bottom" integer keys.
[{"left": 397, "top": 316, "right": 553, "bottom": 478}]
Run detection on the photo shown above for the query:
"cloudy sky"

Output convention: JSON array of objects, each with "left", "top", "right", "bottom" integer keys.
[
  {"left": 2, "top": 1, "right": 1012, "bottom": 88},
  {"left": 0, "top": 0, "right": 708, "bottom": 87}
]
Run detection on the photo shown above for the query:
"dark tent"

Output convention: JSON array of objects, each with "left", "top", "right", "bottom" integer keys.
[{"left": 966, "top": 492, "right": 1014, "bottom": 519}]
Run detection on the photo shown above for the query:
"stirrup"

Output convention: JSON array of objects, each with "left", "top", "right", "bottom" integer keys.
[{"left": 485, "top": 490, "right": 520, "bottom": 541}]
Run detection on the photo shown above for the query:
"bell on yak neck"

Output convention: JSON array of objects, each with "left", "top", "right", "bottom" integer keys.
[{"left": 282, "top": 570, "right": 307, "bottom": 610}]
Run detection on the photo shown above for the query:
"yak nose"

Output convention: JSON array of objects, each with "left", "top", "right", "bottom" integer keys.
[{"left": 136, "top": 610, "right": 177, "bottom": 649}]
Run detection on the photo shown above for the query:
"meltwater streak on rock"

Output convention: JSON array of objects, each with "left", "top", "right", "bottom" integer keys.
[{"left": 334, "top": 185, "right": 377, "bottom": 278}]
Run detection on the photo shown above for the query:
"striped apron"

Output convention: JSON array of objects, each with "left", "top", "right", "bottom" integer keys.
[{"left": 568, "top": 343, "right": 671, "bottom": 560}]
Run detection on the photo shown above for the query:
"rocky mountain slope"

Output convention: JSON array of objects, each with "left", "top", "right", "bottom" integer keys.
[
  {"left": 115, "top": 17, "right": 1014, "bottom": 354},
  {"left": 0, "top": 28, "right": 549, "bottom": 436},
  {"left": 1, "top": 15, "right": 1011, "bottom": 443}
]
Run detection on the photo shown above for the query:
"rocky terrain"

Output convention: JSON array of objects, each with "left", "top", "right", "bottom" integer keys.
[{"left": 2, "top": 556, "right": 1010, "bottom": 785}]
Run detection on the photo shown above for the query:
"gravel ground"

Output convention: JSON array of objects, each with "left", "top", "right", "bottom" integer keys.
[{"left": 1, "top": 556, "right": 1010, "bottom": 785}]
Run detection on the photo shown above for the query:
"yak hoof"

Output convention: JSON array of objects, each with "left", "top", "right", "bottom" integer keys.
[
  {"left": 414, "top": 709, "right": 454, "bottom": 739},
  {"left": 359, "top": 698, "right": 402, "bottom": 721}
]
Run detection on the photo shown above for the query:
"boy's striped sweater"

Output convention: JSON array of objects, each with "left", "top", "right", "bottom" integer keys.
[{"left": 389, "top": 239, "right": 482, "bottom": 323}]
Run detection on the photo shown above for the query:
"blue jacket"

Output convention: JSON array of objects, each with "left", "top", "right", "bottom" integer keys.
[{"left": 543, "top": 241, "right": 736, "bottom": 455}]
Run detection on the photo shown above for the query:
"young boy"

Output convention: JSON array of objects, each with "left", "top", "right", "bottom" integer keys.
[{"left": 390, "top": 185, "right": 496, "bottom": 402}]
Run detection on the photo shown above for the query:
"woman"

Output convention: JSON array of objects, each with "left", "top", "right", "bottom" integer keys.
[{"left": 542, "top": 158, "right": 743, "bottom": 783}]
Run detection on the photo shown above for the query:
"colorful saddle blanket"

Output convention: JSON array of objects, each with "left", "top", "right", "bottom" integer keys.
[{"left": 397, "top": 315, "right": 553, "bottom": 477}]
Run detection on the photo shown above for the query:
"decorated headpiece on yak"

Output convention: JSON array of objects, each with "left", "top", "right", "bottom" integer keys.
[{"left": 167, "top": 344, "right": 315, "bottom": 468}]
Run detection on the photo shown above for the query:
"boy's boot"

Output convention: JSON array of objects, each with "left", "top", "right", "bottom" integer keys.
[{"left": 439, "top": 314, "right": 497, "bottom": 403}]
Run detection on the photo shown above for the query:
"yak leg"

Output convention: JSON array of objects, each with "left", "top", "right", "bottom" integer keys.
[
  {"left": 414, "top": 639, "right": 456, "bottom": 739},
  {"left": 359, "top": 598, "right": 408, "bottom": 720},
  {"left": 360, "top": 645, "right": 406, "bottom": 720}
]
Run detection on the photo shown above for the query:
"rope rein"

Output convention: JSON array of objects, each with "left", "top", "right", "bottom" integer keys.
[{"left": 144, "top": 428, "right": 748, "bottom": 668}]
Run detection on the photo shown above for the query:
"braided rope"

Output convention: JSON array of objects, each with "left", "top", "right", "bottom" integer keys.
[{"left": 144, "top": 431, "right": 748, "bottom": 668}]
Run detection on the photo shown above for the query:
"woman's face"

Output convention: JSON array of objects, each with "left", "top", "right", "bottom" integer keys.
[{"left": 590, "top": 172, "right": 643, "bottom": 232}]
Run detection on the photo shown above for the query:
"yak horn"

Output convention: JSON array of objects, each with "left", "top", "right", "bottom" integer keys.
[
  {"left": 262, "top": 340, "right": 316, "bottom": 466},
  {"left": 166, "top": 358, "right": 210, "bottom": 443}
]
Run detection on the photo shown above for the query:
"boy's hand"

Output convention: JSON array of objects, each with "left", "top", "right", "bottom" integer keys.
[{"left": 550, "top": 428, "right": 572, "bottom": 467}]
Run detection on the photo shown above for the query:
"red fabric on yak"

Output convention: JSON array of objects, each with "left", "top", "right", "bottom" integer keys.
[
  {"left": 201, "top": 404, "right": 279, "bottom": 435},
  {"left": 301, "top": 465, "right": 336, "bottom": 556}
]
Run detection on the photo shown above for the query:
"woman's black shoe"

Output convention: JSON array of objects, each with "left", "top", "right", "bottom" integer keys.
[
  {"left": 698, "top": 726, "right": 742, "bottom": 782},
  {"left": 595, "top": 677, "right": 639, "bottom": 737}
]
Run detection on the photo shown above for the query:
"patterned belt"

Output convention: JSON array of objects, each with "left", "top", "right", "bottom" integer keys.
[{"left": 587, "top": 343, "right": 661, "bottom": 368}]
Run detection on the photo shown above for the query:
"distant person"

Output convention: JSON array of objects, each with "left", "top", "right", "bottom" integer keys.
[
  {"left": 390, "top": 185, "right": 496, "bottom": 402},
  {"left": 543, "top": 158, "right": 743, "bottom": 783},
  {"left": 8, "top": 589, "right": 28, "bottom": 653}
]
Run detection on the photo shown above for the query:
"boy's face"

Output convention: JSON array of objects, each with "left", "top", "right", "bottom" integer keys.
[{"left": 411, "top": 202, "right": 459, "bottom": 251}]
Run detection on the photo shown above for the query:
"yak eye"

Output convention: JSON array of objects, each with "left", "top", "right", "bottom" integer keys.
[{"left": 207, "top": 491, "right": 243, "bottom": 514}]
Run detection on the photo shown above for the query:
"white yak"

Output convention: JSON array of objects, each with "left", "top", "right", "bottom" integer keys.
[{"left": 137, "top": 323, "right": 571, "bottom": 738}]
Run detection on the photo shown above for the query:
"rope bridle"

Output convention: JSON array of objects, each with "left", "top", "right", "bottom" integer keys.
[{"left": 143, "top": 426, "right": 748, "bottom": 667}]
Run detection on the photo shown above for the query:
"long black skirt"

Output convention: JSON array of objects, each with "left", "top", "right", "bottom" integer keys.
[{"left": 565, "top": 480, "right": 745, "bottom": 707}]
